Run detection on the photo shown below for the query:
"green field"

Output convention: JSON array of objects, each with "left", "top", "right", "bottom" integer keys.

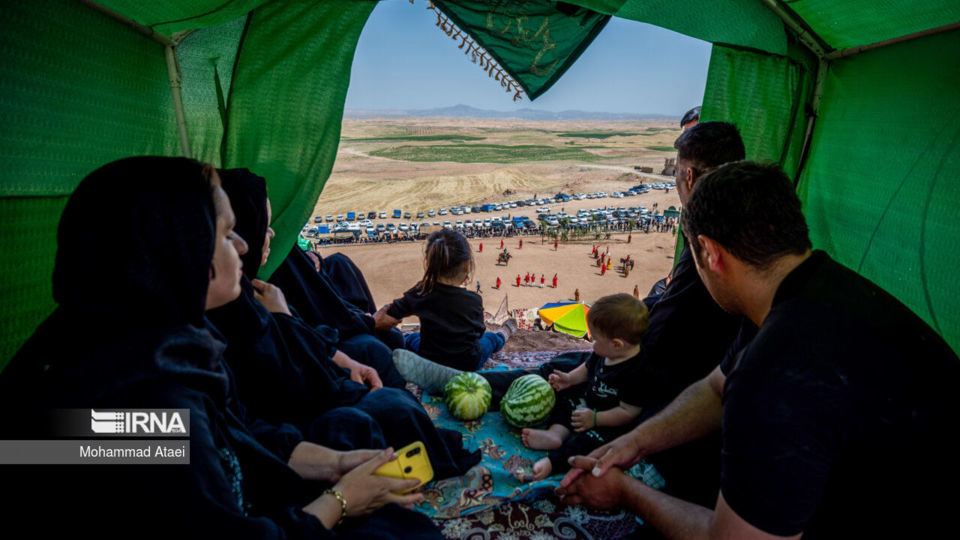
[
  {"left": 556, "top": 131, "right": 637, "bottom": 139},
  {"left": 369, "top": 144, "right": 607, "bottom": 163},
  {"left": 342, "top": 134, "right": 485, "bottom": 142},
  {"left": 646, "top": 145, "right": 676, "bottom": 152}
]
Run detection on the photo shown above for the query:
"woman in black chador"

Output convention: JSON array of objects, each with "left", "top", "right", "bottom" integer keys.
[
  {"left": 0, "top": 157, "right": 441, "bottom": 538},
  {"left": 207, "top": 168, "right": 478, "bottom": 480}
]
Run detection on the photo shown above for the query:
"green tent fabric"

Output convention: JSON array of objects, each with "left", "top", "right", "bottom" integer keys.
[
  {"left": 700, "top": 39, "right": 817, "bottom": 180},
  {"left": 785, "top": 0, "right": 960, "bottom": 52},
  {"left": 431, "top": 0, "right": 610, "bottom": 100},
  {"left": 0, "top": 0, "right": 375, "bottom": 364},
  {"left": 797, "top": 28, "right": 960, "bottom": 352},
  {"left": 3, "top": 0, "right": 960, "bottom": 367},
  {"left": 567, "top": 0, "right": 788, "bottom": 55}
]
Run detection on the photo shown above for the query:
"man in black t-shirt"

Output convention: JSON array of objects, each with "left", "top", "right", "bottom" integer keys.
[{"left": 558, "top": 162, "right": 960, "bottom": 539}]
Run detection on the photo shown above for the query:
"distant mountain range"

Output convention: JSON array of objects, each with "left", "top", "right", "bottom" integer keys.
[{"left": 344, "top": 104, "right": 677, "bottom": 122}]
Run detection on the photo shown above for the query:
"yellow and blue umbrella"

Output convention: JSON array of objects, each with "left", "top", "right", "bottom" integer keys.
[{"left": 537, "top": 301, "right": 591, "bottom": 339}]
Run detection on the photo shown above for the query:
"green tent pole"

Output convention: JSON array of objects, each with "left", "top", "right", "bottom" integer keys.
[
  {"left": 79, "top": 1, "right": 191, "bottom": 158},
  {"left": 164, "top": 43, "right": 192, "bottom": 158}
]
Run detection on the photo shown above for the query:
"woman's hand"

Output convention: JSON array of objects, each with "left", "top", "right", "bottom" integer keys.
[
  {"left": 287, "top": 443, "right": 380, "bottom": 483},
  {"left": 571, "top": 407, "right": 595, "bottom": 432},
  {"left": 334, "top": 448, "right": 424, "bottom": 517},
  {"left": 332, "top": 351, "right": 383, "bottom": 391},
  {"left": 372, "top": 305, "right": 400, "bottom": 331},
  {"left": 251, "top": 279, "right": 291, "bottom": 316}
]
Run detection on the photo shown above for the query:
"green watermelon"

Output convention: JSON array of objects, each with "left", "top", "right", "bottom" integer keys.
[
  {"left": 500, "top": 374, "right": 556, "bottom": 428},
  {"left": 444, "top": 372, "right": 492, "bottom": 421}
]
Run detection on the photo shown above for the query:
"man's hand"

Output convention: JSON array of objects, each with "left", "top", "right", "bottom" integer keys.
[
  {"left": 548, "top": 369, "right": 573, "bottom": 392},
  {"left": 557, "top": 456, "right": 630, "bottom": 510},
  {"left": 560, "top": 430, "right": 644, "bottom": 488},
  {"left": 570, "top": 408, "right": 595, "bottom": 432},
  {"left": 251, "top": 279, "right": 292, "bottom": 316},
  {"left": 373, "top": 304, "right": 400, "bottom": 332}
]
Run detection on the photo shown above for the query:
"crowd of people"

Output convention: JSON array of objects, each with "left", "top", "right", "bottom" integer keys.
[{"left": 1, "top": 116, "right": 957, "bottom": 539}]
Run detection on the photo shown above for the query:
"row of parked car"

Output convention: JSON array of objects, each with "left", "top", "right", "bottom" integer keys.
[
  {"left": 311, "top": 183, "right": 674, "bottom": 225},
  {"left": 538, "top": 206, "right": 653, "bottom": 227},
  {"left": 306, "top": 181, "right": 675, "bottom": 235}
]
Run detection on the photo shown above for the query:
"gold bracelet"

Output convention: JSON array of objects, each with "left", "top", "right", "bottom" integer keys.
[{"left": 323, "top": 488, "right": 347, "bottom": 525}]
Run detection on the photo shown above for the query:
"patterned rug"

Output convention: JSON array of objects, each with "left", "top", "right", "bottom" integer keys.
[{"left": 411, "top": 349, "right": 664, "bottom": 539}]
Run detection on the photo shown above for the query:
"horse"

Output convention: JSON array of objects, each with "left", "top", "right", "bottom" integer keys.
[{"left": 497, "top": 251, "right": 512, "bottom": 266}]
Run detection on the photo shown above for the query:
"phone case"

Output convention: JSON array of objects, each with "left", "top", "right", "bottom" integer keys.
[{"left": 373, "top": 441, "right": 434, "bottom": 494}]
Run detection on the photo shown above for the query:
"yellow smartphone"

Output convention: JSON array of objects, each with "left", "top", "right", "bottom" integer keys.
[{"left": 373, "top": 441, "right": 433, "bottom": 494}]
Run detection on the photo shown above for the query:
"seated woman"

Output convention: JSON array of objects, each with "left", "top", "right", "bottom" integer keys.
[
  {"left": 308, "top": 248, "right": 378, "bottom": 316},
  {"left": 0, "top": 157, "right": 440, "bottom": 538},
  {"left": 206, "top": 169, "right": 479, "bottom": 480},
  {"left": 270, "top": 245, "right": 405, "bottom": 372}
]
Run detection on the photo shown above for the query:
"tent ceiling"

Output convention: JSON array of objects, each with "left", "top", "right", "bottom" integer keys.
[{"left": 783, "top": 0, "right": 960, "bottom": 52}]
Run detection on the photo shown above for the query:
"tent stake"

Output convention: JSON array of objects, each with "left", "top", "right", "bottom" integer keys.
[{"left": 165, "top": 44, "right": 192, "bottom": 158}]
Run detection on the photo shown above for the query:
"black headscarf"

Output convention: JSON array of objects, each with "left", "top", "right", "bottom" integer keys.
[
  {"left": 218, "top": 168, "right": 268, "bottom": 280},
  {"left": 53, "top": 156, "right": 216, "bottom": 328}
]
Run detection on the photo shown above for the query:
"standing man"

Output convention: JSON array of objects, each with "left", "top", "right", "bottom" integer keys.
[
  {"left": 500, "top": 238, "right": 504, "bottom": 250},
  {"left": 554, "top": 239, "right": 559, "bottom": 250},
  {"left": 552, "top": 273, "right": 558, "bottom": 288},
  {"left": 479, "top": 242, "right": 483, "bottom": 253},
  {"left": 540, "top": 274, "right": 545, "bottom": 288},
  {"left": 496, "top": 276, "right": 502, "bottom": 289},
  {"left": 516, "top": 274, "right": 521, "bottom": 288},
  {"left": 519, "top": 239, "right": 523, "bottom": 249},
  {"left": 559, "top": 161, "right": 960, "bottom": 539}
]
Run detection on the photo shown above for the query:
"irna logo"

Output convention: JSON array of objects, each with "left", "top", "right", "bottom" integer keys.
[{"left": 90, "top": 409, "right": 187, "bottom": 434}]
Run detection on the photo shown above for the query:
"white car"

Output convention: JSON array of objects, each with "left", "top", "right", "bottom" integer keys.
[
  {"left": 443, "top": 221, "right": 452, "bottom": 229},
  {"left": 378, "top": 212, "right": 386, "bottom": 219},
  {"left": 359, "top": 219, "right": 373, "bottom": 227},
  {"left": 399, "top": 223, "right": 408, "bottom": 231}
]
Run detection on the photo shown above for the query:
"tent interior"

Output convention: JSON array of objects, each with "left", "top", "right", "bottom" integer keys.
[{"left": 2, "top": 0, "right": 958, "bottom": 443}]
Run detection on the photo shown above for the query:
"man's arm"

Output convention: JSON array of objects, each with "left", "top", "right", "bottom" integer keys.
[
  {"left": 560, "top": 458, "right": 800, "bottom": 540},
  {"left": 564, "top": 365, "right": 726, "bottom": 481}
]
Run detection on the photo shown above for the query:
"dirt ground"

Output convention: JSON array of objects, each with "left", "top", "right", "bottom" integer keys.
[
  {"left": 312, "top": 118, "right": 681, "bottom": 219},
  {"left": 316, "top": 213, "right": 679, "bottom": 322}
]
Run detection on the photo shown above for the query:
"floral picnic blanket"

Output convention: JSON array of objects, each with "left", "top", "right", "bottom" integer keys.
[{"left": 411, "top": 351, "right": 665, "bottom": 539}]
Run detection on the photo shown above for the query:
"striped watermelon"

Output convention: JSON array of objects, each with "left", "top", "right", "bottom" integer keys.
[
  {"left": 500, "top": 374, "right": 556, "bottom": 428},
  {"left": 444, "top": 372, "right": 492, "bottom": 421}
]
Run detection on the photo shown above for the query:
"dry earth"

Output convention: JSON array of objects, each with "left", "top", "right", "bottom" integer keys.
[{"left": 311, "top": 118, "right": 683, "bottom": 336}]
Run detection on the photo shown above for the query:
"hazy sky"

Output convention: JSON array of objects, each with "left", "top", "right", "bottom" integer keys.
[{"left": 344, "top": 0, "right": 713, "bottom": 114}]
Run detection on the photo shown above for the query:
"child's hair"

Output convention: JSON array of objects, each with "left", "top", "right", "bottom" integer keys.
[
  {"left": 586, "top": 293, "right": 649, "bottom": 344},
  {"left": 418, "top": 229, "right": 474, "bottom": 295}
]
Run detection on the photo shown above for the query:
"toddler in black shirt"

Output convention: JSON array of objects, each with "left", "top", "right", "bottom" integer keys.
[{"left": 522, "top": 294, "right": 648, "bottom": 480}]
